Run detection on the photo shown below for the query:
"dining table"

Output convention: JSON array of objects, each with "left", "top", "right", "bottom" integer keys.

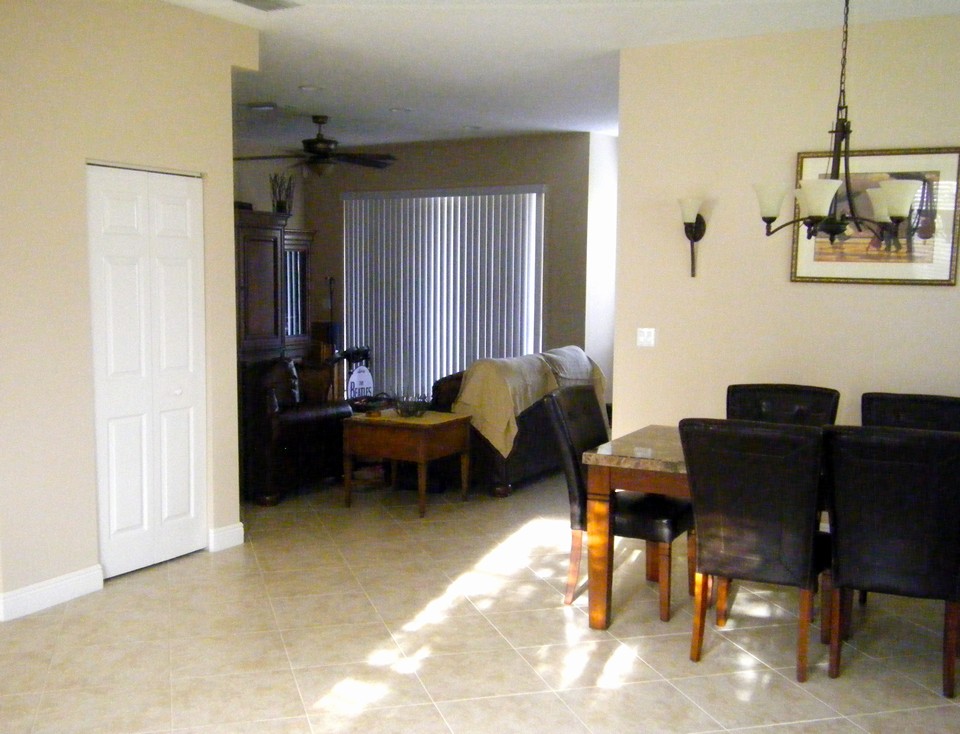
[{"left": 582, "top": 424, "right": 690, "bottom": 630}]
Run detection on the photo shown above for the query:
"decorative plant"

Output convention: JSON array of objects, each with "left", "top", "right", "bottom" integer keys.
[{"left": 269, "top": 172, "right": 295, "bottom": 214}]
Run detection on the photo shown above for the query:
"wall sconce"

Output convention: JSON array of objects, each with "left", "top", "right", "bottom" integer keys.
[{"left": 679, "top": 198, "right": 706, "bottom": 277}]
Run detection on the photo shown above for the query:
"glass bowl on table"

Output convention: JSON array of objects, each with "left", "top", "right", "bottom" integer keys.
[{"left": 394, "top": 394, "right": 429, "bottom": 418}]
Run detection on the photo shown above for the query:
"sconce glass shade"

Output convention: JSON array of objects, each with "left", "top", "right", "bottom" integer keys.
[
  {"left": 753, "top": 184, "right": 788, "bottom": 220},
  {"left": 678, "top": 197, "right": 702, "bottom": 224},
  {"left": 866, "top": 187, "right": 891, "bottom": 223},
  {"left": 878, "top": 179, "right": 922, "bottom": 219}
]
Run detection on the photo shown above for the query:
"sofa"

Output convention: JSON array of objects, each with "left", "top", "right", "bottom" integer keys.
[
  {"left": 251, "top": 358, "right": 353, "bottom": 505},
  {"left": 430, "top": 346, "right": 606, "bottom": 497}
]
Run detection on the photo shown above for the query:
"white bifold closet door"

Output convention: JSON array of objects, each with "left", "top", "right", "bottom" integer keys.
[{"left": 87, "top": 165, "right": 207, "bottom": 578}]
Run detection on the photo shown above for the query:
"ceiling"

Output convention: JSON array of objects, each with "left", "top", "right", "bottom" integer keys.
[{"left": 163, "top": 0, "right": 960, "bottom": 156}]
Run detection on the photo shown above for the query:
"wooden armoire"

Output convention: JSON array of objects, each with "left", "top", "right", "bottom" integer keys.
[{"left": 235, "top": 209, "right": 312, "bottom": 498}]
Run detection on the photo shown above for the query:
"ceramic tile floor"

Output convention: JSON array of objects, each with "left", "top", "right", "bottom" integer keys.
[{"left": 2, "top": 470, "right": 959, "bottom": 733}]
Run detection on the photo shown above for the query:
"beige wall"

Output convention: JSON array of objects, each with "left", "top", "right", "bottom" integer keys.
[
  {"left": 301, "top": 133, "right": 595, "bottom": 357},
  {"left": 0, "top": 1, "right": 256, "bottom": 607},
  {"left": 614, "top": 16, "right": 960, "bottom": 434},
  {"left": 586, "top": 134, "right": 618, "bottom": 401}
]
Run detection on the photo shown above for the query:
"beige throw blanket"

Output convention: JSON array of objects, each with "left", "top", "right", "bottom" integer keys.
[{"left": 452, "top": 346, "right": 606, "bottom": 458}]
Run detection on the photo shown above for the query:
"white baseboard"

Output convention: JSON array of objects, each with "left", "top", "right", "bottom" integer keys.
[
  {"left": 0, "top": 564, "right": 103, "bottom": 622},
  {"left": 0, "top": 525, "right": 245, "bottom": 621},
  {"left": 208, "top": 522, "right": 245, "bottom": 552}
]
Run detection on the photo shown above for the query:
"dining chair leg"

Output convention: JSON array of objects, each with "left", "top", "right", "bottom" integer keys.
[
  {"left": 690, "top": 571, "right": 709, "bottom": 662},
  {"left": 658, "top": 542, "right": 672, "bottom": 622},
  {"left": 686, "top": 529, "right": 696, "bottom": 596},
  {"left": 841, "top": 588, "right": 853, "bottom": 640},
  {"left": 715, "top": 577, "right": 731, "bottom": 628},
  {"left": 645, "top": 540, "right": 659, "bottom": 582},
  {"left": 819, "top": 570, "right": 833, "bottom": 645},
  {"left": 944, "top": 600, "right": 959, "bottom": 698},
  {"left": 797, "top": 588, "right": 812, "bottom": 682},
  {"left": 828, "top": 587, "right": 843, "bottom": 678},
  {"left": 563, "top": 529, "right": 583, "bottom": 605}
]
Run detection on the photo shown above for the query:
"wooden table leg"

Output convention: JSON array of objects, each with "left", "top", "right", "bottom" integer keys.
[
  {"left": 586, "top": 464, "right": 614, "bottom": 629},
  {"left": 459, "top": 450, "right": 470, "bottom": 501},
  {"left": 344, "top": 453, "right": 354, "bottom": 507},
  {"left": 416, "top": 460, "right": 428, "bottom": 518}
]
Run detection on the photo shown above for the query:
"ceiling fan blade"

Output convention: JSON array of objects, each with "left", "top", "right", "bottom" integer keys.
[
  {"left": 332, "top": 152, "right": 397, "bottom": 169},
  {"left": 233, "top": 153, "right": 305, "bottom": 161}
]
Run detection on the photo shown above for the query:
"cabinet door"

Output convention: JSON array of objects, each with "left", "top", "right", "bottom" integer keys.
[{"left": 236, "top": 214, "right": 284, "bottom": 358}]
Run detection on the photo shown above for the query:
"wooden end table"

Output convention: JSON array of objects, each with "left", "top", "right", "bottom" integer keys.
[{"left": 343, "top": 409, "right": 471, "bottom": 517}]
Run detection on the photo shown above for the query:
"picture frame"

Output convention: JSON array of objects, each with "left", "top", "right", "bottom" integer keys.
[{"left": 791, "top": 147, "right": 960, "bottom": 285}]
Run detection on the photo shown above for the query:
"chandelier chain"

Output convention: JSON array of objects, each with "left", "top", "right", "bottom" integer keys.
[{"left": 837, "top": 0, "right": 849, "bottom": 111}]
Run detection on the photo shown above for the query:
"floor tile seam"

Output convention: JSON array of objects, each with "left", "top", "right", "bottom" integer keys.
[
  {"left": 833, "top": 660, "right": 959, "bottom": 704},
  {"left": 429, "top": 688, "right": 573, "bottom": 708},
  {"left": 608, "top": 628, "right": 696, "bottom": 644},
  {"left": 466, "top": 601, "right": 625, "bottom": 695},
  {"left": 847, "top": 702, "right": 960, "bottom": 723},
  {"left": 711, "top": 619, "right": 804, "bottom": 636},
  {"left": 579, "top": 676, "right": 729, "bottom": 733},
  {"left": 16, "top": 640, "right": 55, "bottom": 734}
]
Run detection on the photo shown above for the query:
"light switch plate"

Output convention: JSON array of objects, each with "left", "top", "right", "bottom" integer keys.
[{"left": 637, "top": 327, "right": 656, "bottom": 348}]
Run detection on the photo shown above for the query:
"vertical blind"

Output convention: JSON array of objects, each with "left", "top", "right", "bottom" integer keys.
[
  {"left": 283, "top": 249, "right": 307, "bottom": 338},
  {"left": 343, "top": 186, "right": 545, "bottom": 396}
]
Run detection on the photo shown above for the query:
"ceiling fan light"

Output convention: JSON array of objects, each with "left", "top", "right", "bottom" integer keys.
[
  {"left": 799, "top": 178, "right": 842, "bottom": 217},
  {"left": 879, "top": 179, "right": 922, "bottom": 219},
  {"left": 307, "top": 160, "right": 336, "bottom": 177}
]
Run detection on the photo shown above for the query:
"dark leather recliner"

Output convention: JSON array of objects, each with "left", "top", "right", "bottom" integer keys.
[
  {"left": 545, "top": 385, "right": 694, "bottom": 619},
  {"left": 824, "top": 425, "right": 960, "bottom": 697},
  {"left": 256, "top": 358, "right": 352, "bottom": 505},
  {"left": 679, "top": 418, "right": 831, "bottom": 682},
  {"left": 429, "top": 371, "right": 560, "bottom": 496}
]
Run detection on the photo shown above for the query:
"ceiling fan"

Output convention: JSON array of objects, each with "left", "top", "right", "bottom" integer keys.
[{"left": 234, "top": 115, "right": 397, "bottom": 170}]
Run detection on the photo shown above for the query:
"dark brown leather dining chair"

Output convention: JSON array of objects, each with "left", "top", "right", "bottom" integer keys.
[
  {"left": 727, "top": 383, "right": 840, "bottom": 426},
  {"left": 544, "top": 385, "right": 695, "bottom": 620},
  {"left": 855, "top": 392, "right": 960, "bottom": 606},
  {"left": 679, "top": 418, "right": 831, "bottom": 682},
  {"left": 726, "top": 382, "right": 840, "bottom": 637},
  {"left": 824, "top": 425, "right": 960, "bottom": 697},
  {"left": 862, "top": 391, "right": 960, "bottom": 431}
]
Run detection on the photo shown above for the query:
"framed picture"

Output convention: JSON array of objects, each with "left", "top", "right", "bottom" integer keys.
[{"left": 791, "top": 147, "right": 960, "bottom": 285}]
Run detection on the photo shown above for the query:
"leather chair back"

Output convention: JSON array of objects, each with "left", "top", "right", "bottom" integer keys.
[
  {"left": 679, "top": 418, "right": 825, "bottom": 588},
  {"left": 727, "top": 384, "right": 839, "bottom": 426},
  {"left": 544, "top": 385, "right": 610, "bottom": 532},
  {"left": 862, "top": 392, "right": 960, "bottom": 431},
  {"left": 825, "top": 425, "right": 960, "bottom": 601}
]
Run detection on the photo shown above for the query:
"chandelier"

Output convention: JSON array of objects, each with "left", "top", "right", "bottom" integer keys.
[{"left": 754, "top": 0, "right": 922, "bottom": 246}]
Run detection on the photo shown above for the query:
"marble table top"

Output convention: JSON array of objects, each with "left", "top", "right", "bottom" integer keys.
[{"left": 582, "top": 424, "right": 686, "bottom": 474}]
